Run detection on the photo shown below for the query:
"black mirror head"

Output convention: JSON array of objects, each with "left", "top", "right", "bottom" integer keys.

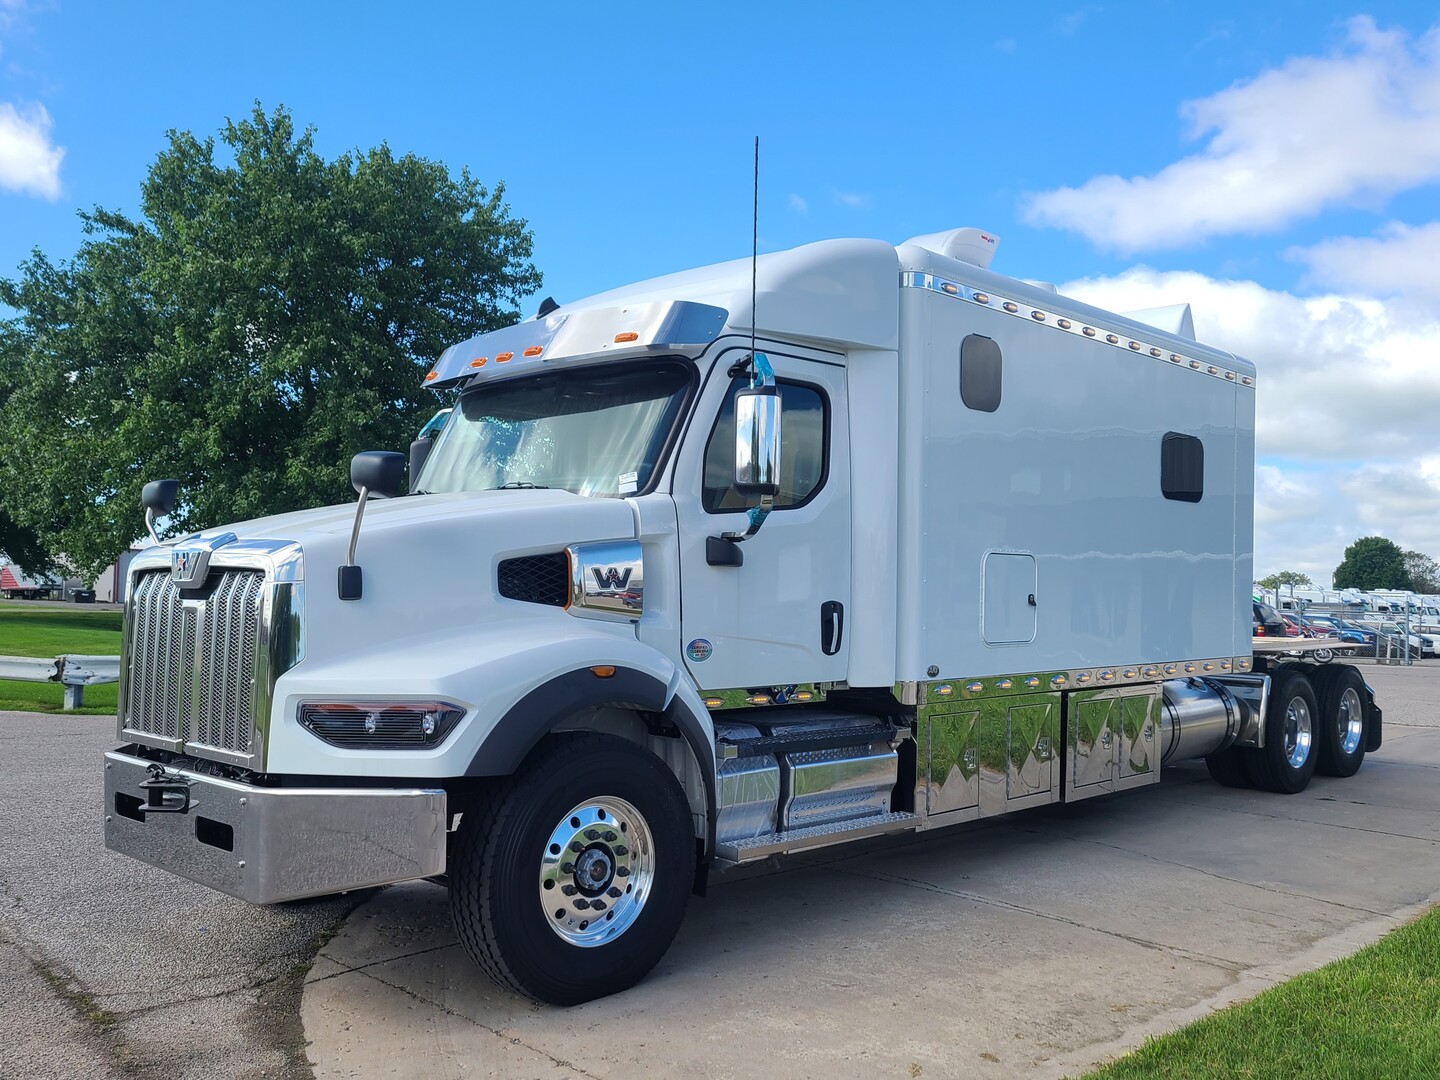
[
  {"left": 141, "top": 479, "right": 179, "bottom": 514},
  {"left": 351, "top": 451, "right": 407, "bottom": 500}
]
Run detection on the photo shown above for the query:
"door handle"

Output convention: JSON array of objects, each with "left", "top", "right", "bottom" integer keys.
[{"left": 821, "top": 601, "right": 844, "bottom": 656}]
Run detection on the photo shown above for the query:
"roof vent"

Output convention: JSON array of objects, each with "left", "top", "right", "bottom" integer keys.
[{"left": 904, "top": 227, "right": 999, "bottom": 270}]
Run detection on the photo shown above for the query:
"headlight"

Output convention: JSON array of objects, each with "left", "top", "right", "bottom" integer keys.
[{"left": 297, "top": 701, "right": 466, "bottom": 749}]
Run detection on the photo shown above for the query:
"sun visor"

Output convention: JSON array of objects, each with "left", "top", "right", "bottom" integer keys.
[{"left": 424, "top": 301, "right": 729, "bottom": 389}]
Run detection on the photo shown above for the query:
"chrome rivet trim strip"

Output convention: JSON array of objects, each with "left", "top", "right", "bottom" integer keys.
[
  {"left": 918, "top": 657, "right": 1254, "bottom": 702},
  {"left": 899, "top": 272, "right": 1254, "bottom": 388}
]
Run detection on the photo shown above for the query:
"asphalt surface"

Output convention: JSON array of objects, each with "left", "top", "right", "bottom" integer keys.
[
  {"left": 303, "top": 662, "right": 1440, "bottom": 1079},
  {"left": 4, "top": 661, "right": 1437, "bottom": 1079},
  {"left": 0, "top": 710, "right": 367, "bottom": 1080}
]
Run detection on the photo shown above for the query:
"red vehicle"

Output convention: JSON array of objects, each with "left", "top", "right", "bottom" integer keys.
[{"left": 1281, "top": 613, "right": 1311, "bottom": 638}]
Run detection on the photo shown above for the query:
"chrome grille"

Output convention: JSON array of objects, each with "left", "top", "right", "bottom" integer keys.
[{"left": 123, "top": 567, "right": 265, "bottom": 758}]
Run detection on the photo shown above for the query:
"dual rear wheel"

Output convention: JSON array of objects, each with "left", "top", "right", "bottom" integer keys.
[{"left": 1205, "top": 665, "right": 1367, "bottom": 793}]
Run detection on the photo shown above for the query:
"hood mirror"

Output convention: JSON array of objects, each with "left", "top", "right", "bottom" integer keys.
[
  {"left": 340, "top": 451, "right": 407, "bottom": 601},
  {"left": 140, "top": 479, "right": 179, "bottom": 545}
]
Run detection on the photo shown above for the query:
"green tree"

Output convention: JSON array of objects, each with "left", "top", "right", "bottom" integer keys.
[
  {"left": 1333, "top": 537, "right": 1411, "bottom": 591},
  {"left": 1404, "top": 551, "right": 1440, "bottom": 594},
  {"left": 0, "top": 104, "right": 540, "bottom": 578},
  {"left": 1257, "top": 571, "right": 1313, "bottom": 591}
]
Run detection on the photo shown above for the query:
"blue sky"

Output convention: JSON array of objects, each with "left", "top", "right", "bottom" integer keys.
[{"left": 3, "top": 1, "right": 1440, "bottom": 584}]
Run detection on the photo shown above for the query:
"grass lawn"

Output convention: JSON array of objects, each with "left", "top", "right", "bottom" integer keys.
[
  {"left": 0, "top": 602, "right": 122, "bottom": 714},
  {"left": 1085, "top": 905, "right": 1440, "bottom": 1080}
]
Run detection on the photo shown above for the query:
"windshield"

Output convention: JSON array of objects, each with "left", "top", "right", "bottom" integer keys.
[{"left": 415, "top": 361, "right": 694, "bottom": 497}]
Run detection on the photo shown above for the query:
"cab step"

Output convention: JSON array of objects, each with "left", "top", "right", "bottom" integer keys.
[{"left": 714, "top": 810, "right": 918, "bottom": 865}]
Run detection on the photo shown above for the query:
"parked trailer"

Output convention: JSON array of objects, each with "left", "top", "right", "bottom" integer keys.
[{"left": 103, "top": 227, "right": 1381, "bottom": 1004}]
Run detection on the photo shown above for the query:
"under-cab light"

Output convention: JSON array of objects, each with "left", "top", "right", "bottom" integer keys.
[
  {"left": 614, "top": 331, "right": 640, "bottom": 343},
  {"left": 1024, "top": 676, "right": 1041, "bottom": 688},
  {"left": 1142, "top": 666, "right": 1160, "bottom": 678},
  {"left": 1163, "top": 664, "right": 1179, "bottom": 676},
  {"left": 965, "top": 681, "right": 984, "bottom": 693},
  {"left": 523, "top": 346, "right": 544, "bottom": 357},
  {"left": 1051, "top": 674, "right": 1067, "bottom": 688},
  {"left": 933, "top": 684, "right": 954, "bottom": 697},
  {"left": 703, "top": 697, "right": 724, "bottom": 709},
  {"left": 794, "top": 690, "right": 815, "bottom": 702},
  {"left": 995, "top": 679, "right": 1013, "bottom": 690},
  {"left": 746, "top": 694, "right": 771, "bottom": 705}
]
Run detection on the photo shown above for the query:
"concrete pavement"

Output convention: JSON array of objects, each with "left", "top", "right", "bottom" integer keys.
[{"left": 302, "top": 665, "right": 1440, "bottom": 1079}]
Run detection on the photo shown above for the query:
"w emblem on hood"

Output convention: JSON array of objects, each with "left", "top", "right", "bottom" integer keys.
[{"left": 591, "top": 566, "right": 633, "bottom": 590}]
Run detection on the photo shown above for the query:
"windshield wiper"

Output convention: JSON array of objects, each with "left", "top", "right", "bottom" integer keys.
[{"left": 497, "top": 481, "right": 549, "bottom": 489}]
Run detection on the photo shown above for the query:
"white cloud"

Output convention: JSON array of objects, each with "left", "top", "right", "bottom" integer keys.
[
  {"left": 0, "top": 101, "right": 63, "bottom": 199},
  {"left": 788, "top": 193, "right": 808, "bottom": 214},
  {"left": 1291, "top": 220, "right": 1440, "bottom": 300},
  {"left": 1054, "top": 6, "right": 1100, "bottom": 36},
  {"left": 1024, "top": 17, "right": 1440, "bottom": 251},
  {"left": 833, "top": 191, "right": 868, "bottom": 209},
  {"left": 1060, "top": 268, "right": 1440, "bottom": 582}
]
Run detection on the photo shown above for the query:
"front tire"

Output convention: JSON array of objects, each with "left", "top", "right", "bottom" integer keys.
[
  {"left": 450, "top": 732, "right": 696, "bottom": 1005},
  {"left": 1311, "top": 665, "right": 1368, "bottom": 778},
  {"left": 1246, "top": 671, "right": 1319, "bottom": 794}
]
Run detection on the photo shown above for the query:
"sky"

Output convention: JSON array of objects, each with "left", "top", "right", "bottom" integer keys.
[{"left": 1, "top": 1, "right": 1438, "bottom": 586}]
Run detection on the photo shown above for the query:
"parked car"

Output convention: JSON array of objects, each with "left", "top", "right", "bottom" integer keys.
[
  {"left": 1252, "top": 601, "right": 1287, "bottom": 638},
  {"left": 1281, "top": 613, "right": 1315, "bottom": 638}
]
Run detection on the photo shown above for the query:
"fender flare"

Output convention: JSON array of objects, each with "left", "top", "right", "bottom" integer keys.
[{"left": 464, "top": 666, "right": 718, "bottom": 858}]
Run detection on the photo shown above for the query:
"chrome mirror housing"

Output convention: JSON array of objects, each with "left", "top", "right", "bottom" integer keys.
[{"left": 734, "top": 385, "right": 781, "bottom": 497}]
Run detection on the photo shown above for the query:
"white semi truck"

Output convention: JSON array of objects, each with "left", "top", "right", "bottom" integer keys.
[{"left": 104, "top": 228, "right": 1382, "bottom": 1004}]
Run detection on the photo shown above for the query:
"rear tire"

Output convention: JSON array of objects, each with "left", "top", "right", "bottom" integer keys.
[
  {"left": 449, "top": 732, "right": 695, "bottom": 1005},
  {"left": 1247, "top": 671, "right": 1319, "bottom": 794},
  {"left": 1311, "top": 665, "right": 1368, "bottom": 778},
  {"left": 1205, "top": 746, "right": 1254, "bottom": 788}
]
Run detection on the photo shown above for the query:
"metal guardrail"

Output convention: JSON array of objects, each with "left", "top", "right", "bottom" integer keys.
[{"left": 0, "top": 653, "right": 120, "bottom": 709}]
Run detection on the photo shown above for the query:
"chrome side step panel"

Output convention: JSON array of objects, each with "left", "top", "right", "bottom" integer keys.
[{"left": 714, "top": 810, "right": 918, "bottom": 865}]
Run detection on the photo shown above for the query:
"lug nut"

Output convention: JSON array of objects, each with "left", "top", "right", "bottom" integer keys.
[
  {"left": 591, "top": 900, "right": 607, "bottom": 912},
  {"left": 561, "top": 862, "right": 574, "bottom": 874},
  {"left": 603, "top": 831, "right": 617, "bottom": 842},
  {"left": 607, "top": 887, "right": 622, "bottom": 898},
  {"left": 574, "top": 898, "right": 590, "bottom": 910},
  {"left": 570, "top": 841, "right": 584, "bottom": 853},
  {"left": 562, "top": 884, "right": 578, "bottom": 896},
  {"left": 616, "top": 866, "right": 630, "bottom": 878},
  {"left": 613, "top": 845, "right": 628, "bottom": 856},
  {"left": 584, "top": 829, "right": 600, "bottom": 841}
]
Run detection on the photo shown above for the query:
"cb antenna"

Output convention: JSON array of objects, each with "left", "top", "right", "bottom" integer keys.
[{"left": 751, "top": 134, "right": 758, "bottom": 363}]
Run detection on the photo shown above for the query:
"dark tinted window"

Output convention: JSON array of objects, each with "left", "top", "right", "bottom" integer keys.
[
  {"left": 703, "top": 379, "right": 827, "bottom": 512},
  {"left": 1161, "top": 432, "right": 1204, "bottom": 503},
  {"left": 960, "top": 334, "right": 1002, "bottom": 412}
]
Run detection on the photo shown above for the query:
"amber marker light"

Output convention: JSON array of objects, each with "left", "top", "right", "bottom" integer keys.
[
  {"left": 746, "top": 694, "right": 771, "bottom": 705},
  {"left": 469, "top": 357, "right": 487, "bottom": 368},
  {"left": 424, "top": 371, "right": 438, "bottom": 382},
  {"left": 495, "top": 351, "right": 514, "bottom": 363},
  {"left": 703, "top": 698, "right": 723, "bottom": 709},
  {"left": 614, "top": 331, "right": 640, "bottom": 343},
  {"left": 794, "top": 691, "right": 814, "bottom": 702},
  {"left": 590, "top": 666, "right": 616, "bottom": 679},
  {"left": 523, "top": 346, "right": 543, "bottom": 357}
]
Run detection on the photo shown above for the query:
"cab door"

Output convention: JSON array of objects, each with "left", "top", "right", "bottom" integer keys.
[{"left": 672, "top": 346, "right": 851, "bottom": 690}]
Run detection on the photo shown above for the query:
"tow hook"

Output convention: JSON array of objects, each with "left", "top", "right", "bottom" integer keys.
[{"left": 137, "top": 763, "right": 196, "bottom": 816}]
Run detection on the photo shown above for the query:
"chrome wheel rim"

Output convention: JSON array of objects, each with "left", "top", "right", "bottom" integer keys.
[
  {"left": 1284, "top": 696, "right": 1314, "bottom": 769},
  {"left": 1337, "top": 687, "right": 1363, "bottom": 756},
  {"left": 539, "top": 797, "right": 654, "bottom": 948}
]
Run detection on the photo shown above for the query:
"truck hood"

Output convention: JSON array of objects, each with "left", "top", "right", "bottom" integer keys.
[{"left": 169, "top": 489, "right": 641, "bottom": 670}]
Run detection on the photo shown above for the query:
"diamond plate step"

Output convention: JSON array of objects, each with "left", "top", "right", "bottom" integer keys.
[{"left": 714, "top": 810, "right": 918, "bottom": 864}]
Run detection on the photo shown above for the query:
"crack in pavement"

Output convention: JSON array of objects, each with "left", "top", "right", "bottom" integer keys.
[
  {"left": 351, "top": 966, "right": 605, "bottom": 1080},
  {"left": 307, "top": 941, "right": 455, "bottom": 983},
  {"left": 1017, "top": 826, "right": 1399, "bottom": 919},
  {"left": 813, "top": 862, "right": 1249, "bottom": 971},
  {"left": 1161, "top": 797, "right": 1440, "bottom": 847}
]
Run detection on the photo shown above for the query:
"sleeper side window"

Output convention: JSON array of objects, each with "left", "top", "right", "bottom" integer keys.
[
  {"left": 1161, "top": 432, "right": 1204, "bottom": 503},
  {"left": 960, "top": 334, "right": 1002, "bottom": 412},
  {"left": 703, "top": 378, "right": 828, "bottom": 512}
]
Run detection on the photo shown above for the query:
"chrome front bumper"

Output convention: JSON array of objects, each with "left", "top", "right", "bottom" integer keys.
[{"left": 103, "top": 750, "right": 446, "bottom": 904}]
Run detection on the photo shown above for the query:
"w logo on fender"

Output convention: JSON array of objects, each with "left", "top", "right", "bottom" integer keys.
[{"left": 592, "top": 566, "right": 633, "bottom": 590}]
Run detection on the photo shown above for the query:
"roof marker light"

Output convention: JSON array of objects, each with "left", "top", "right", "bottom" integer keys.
[
  {"left": 1170, "top": 353, "right": 1182, "bottom": 362},
  {"left": 1225, "top": 371, "right": 1236, "bottom": 381},
  {"left": 1082, "top": 327, "right": 1096, "bottom": 337},
  {"left": 1242, "top": 376, "right": 1254, "bottom": 386},
  {"left": 1002, "top": 302, "right": 1019, "bottom": 313},
  {"left": 496, "top": 351, "right": 514, "bottom": 363},
  {"left": 1106, "top": 334, "right": 1120, "bottom": 344},
  {"left": 1189, "top": 360, "right": 1202, "bottom": 370},
  {"left": 470, "top": 357, "right": 487, "bottom": 368},
  {"left": 1057, "top": 318, "right": 1072, "bottom": 330},
  {"left": 614, "top": 331, "right": 639, "bottom": 343},
  {"left": 941, "top": 282, "right": 959, "bottom": 295},
  {"left": 1031, "top": 310, "right": 1046, "bottom": 321},
  {"left": 424, "top": 371, "right": 438, "bottom": 382},
  {"left": 523, "top": 346, "right": 543, "bottom": 357},
  {"left": 1149, "top": 347, "right": 1162, "bottom": 358},
  {"left": 1128, "top": 341, "right": 1142, "bottom": 351},
  {"left": 973, "top": 292, "right": 990, "bottom": 304},
  {"left": 1207, "top": 365, "right": 1219, "bottom": 375}
]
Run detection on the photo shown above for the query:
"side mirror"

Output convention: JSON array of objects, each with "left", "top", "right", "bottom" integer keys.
[
  {"left": 140, "top": 479, "right": 179, "bottom": 545},
  {"left": 351, "top": 451, "right": 406, "bottom": 500},
  {"left": 733, "top": 386, "right": 781, "bottom": 497},
  {"left": 409, "top": 408, "right": 452, "bottom": 485},
  {"left": 141, "top": 479, "right": 179, "bottom": 514}
]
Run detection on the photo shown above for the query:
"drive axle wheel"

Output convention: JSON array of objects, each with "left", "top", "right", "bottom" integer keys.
[
  {"left": 1246, "top": 670, "right": 1319, "bottom": 794},
  {"left": 450, "top": 732, "right": 694, "bottom": 1006},
  {"left": 1312, "top": 665, "right": 1368, "bottom": 778}
]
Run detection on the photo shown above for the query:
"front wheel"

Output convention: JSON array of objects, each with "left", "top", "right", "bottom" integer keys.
[
  {"left": 1246, "top": 671, "right": 1319, "bottom": 794},
  {"left": 450, "top": 732, "right": 696, "bottom": 1005}
]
